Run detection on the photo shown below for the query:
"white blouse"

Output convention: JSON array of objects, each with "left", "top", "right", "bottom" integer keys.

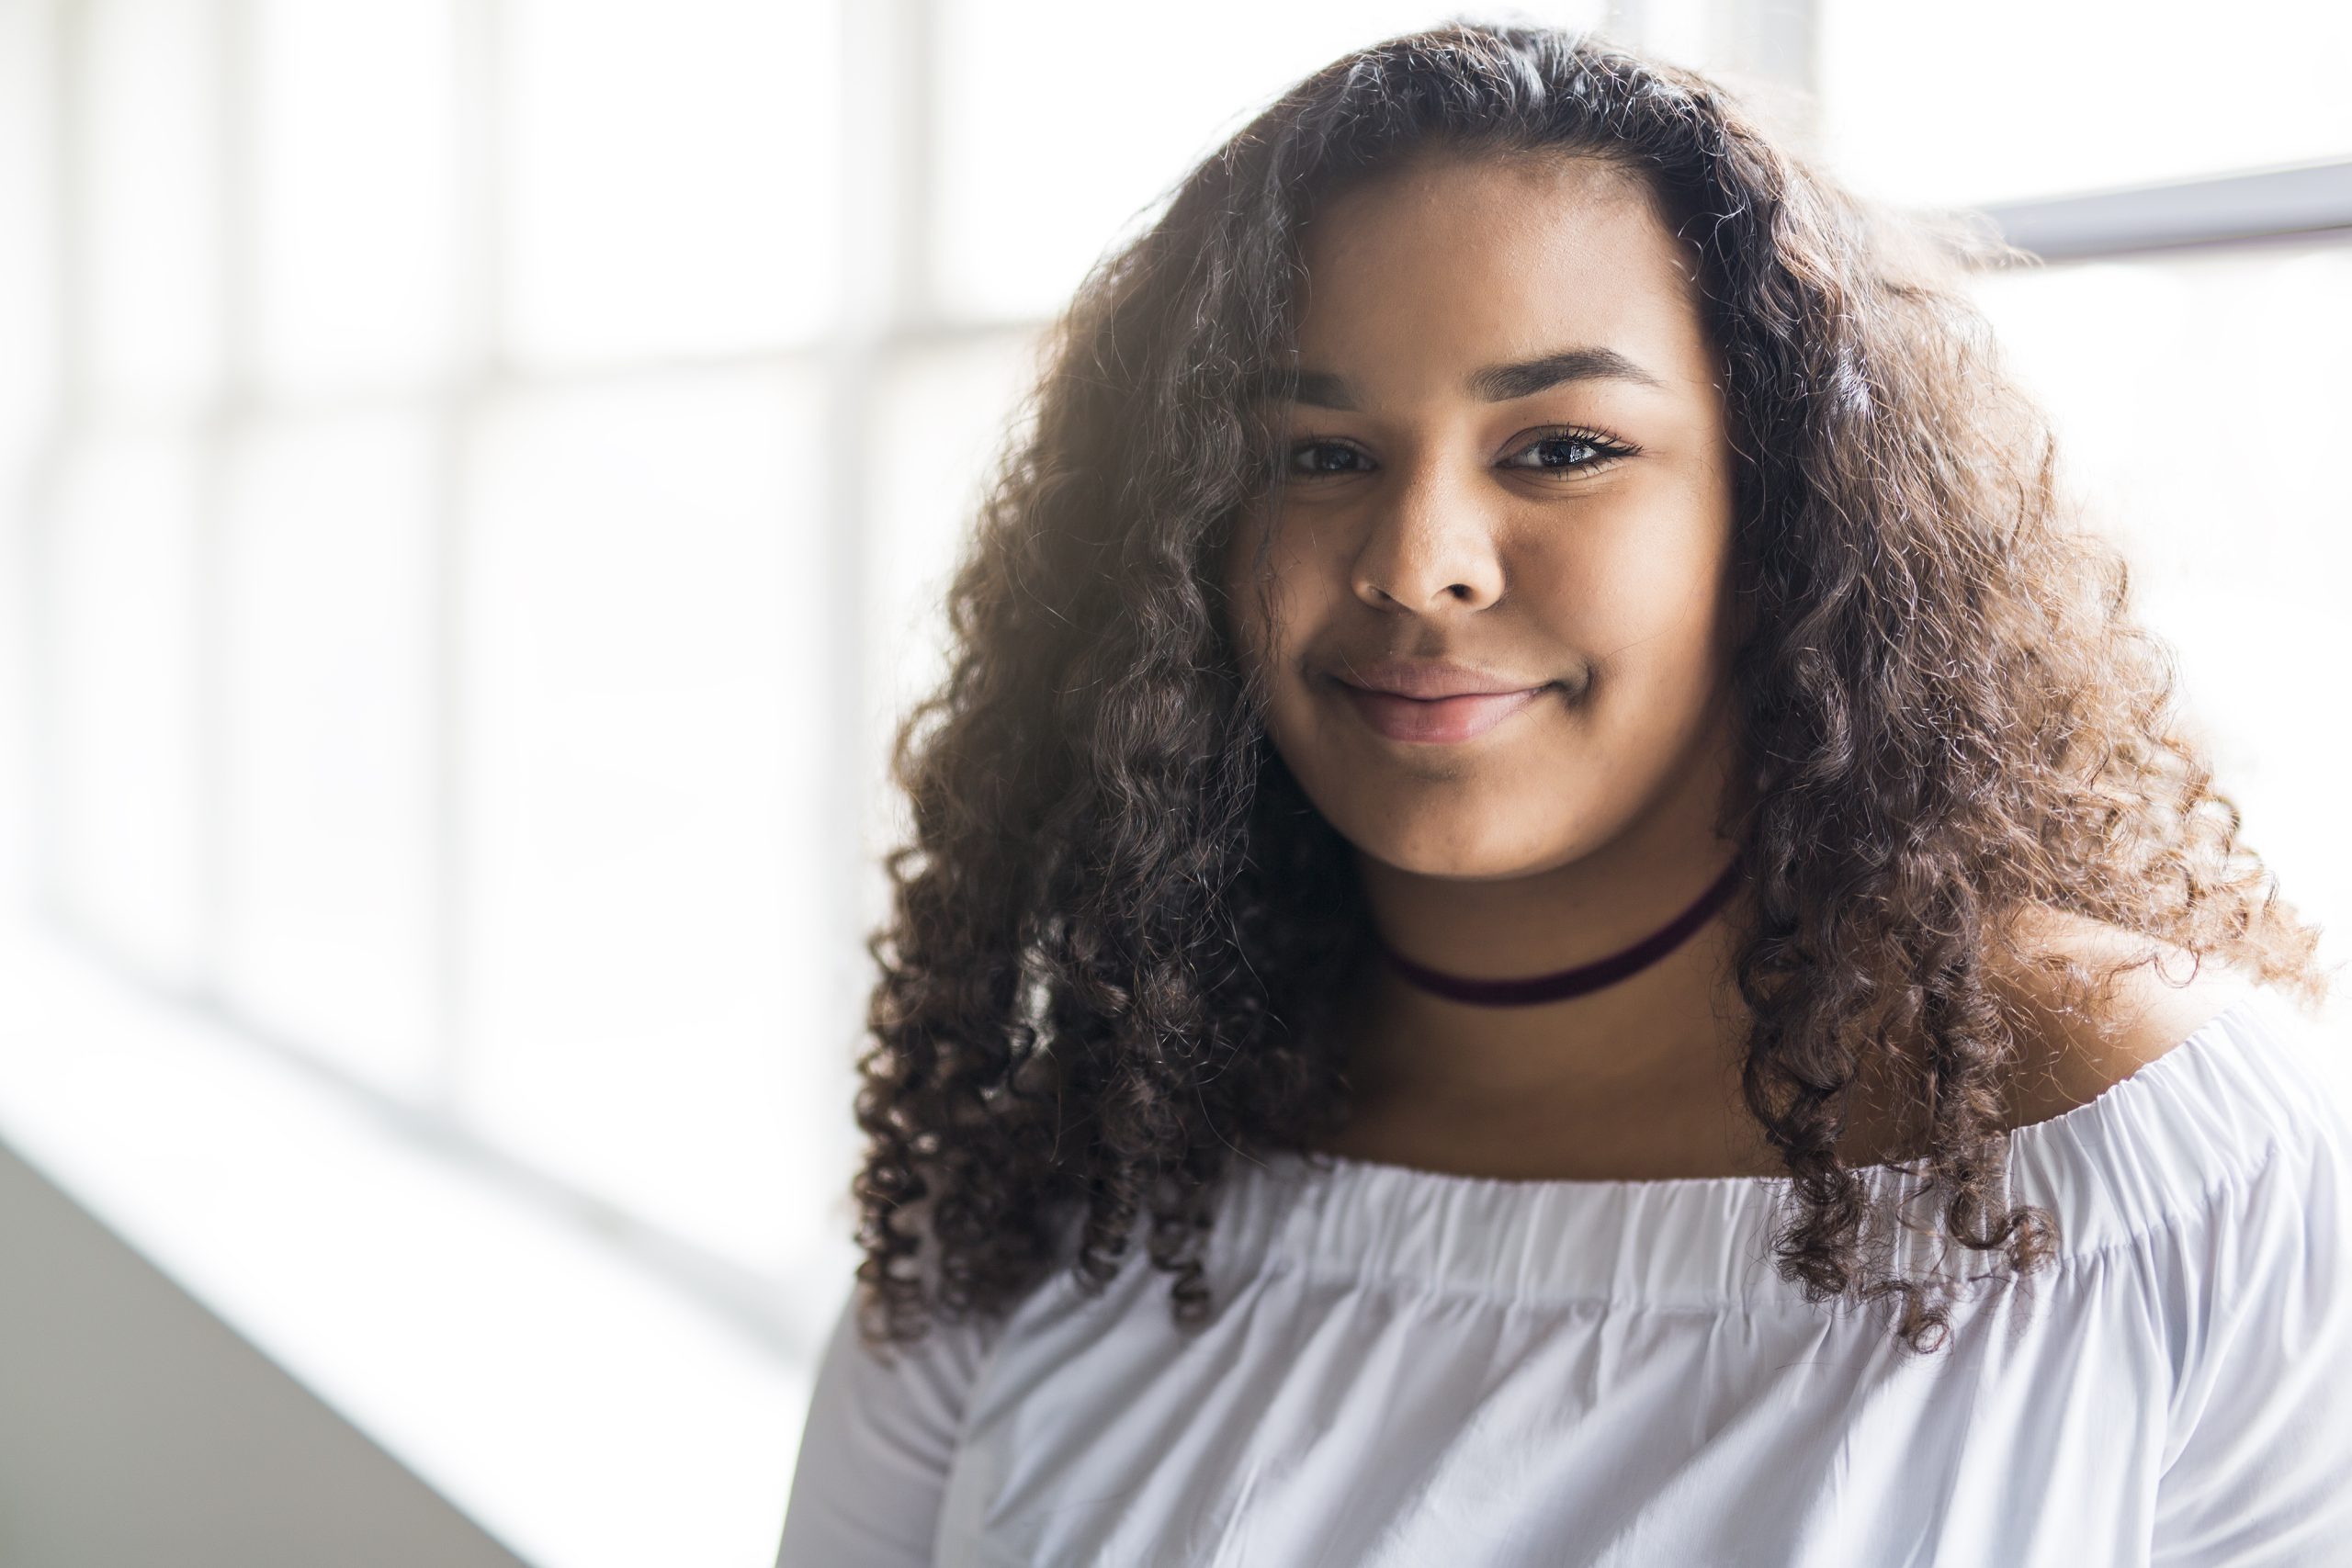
[{"left": 777, "top": 995, "right": 2352, "bottom": 1566}]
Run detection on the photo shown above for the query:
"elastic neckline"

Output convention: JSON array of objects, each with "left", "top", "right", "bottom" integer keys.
[{"left": 1201, "top": 995, "right": 2307, "bottom": 1309}]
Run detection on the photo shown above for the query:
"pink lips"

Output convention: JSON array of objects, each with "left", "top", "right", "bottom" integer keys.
[{"left": 1334, "top": 679, "right": 1550, "bottom": 744}]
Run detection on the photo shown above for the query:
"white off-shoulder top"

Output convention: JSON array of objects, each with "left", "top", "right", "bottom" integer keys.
[{"left": 776, "top": 994, "right": 2352, "bottom": 1566}]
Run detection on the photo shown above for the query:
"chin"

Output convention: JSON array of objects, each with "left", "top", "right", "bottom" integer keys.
[{"left": 1342, "top": 802, "right": 1596, "bottom": 882}]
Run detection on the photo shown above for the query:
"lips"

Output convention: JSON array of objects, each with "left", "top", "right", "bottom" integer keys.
[
  {"left": 1331, "top": 656, "right": 1545, "bottom": 700},
  {"left": 1332, "top": 677, "right": 1552, "bottom": 744}
]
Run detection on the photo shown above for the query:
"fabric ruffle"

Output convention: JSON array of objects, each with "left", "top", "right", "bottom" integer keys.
[{"left": 1201, "top": 995, "right": 2339, "bottom": 1311}]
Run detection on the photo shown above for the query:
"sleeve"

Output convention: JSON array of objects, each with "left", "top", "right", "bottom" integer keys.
[
  {"left": 2150, "top": 1107, "right": 2352, "bottom": 1566},
  {"left": 775, "top": 1282, "right": 1000, "bottom": 1568}
]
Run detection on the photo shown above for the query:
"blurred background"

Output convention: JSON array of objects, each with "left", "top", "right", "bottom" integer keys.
[{"left": 0, "top": 1, "right": 2344, "bottom": 1564}]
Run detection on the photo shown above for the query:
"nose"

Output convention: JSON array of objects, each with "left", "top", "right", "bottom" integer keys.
[{"left": 1350, "top": 462, "right": 1506, "bottom": 614}]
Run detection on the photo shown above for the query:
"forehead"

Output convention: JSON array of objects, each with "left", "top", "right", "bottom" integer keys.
[{"left": 1288, "top": 151, "right": 1713, "bottom": 395}]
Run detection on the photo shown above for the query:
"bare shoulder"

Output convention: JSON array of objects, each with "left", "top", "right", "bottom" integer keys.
[{"left": 1986, "top": 906, "right": 2260, "bottom": 1128}]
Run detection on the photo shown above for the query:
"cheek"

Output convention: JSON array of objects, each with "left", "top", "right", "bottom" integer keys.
[
  {"left": 1226, "top": 516, "right": 1337, "bottom": 671},
  {"left": 1519, "top": 504, "right": 1733, "bottom": 682}
]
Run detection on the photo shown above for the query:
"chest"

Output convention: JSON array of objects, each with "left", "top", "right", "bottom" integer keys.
[{"left": 1306, "top": 1066, "right": 1927, "bottom": 1181}]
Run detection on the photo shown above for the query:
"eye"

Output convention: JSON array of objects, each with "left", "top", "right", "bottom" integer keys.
[
  {"left": 1275, "top": 426, "right": 1641, "bottom": 483},
  {"left": 1499, "top": 426, "right": 1640, "bottom": 478},
  {"left": 1282, "top": 439, "right": 1374, "bottom": 478}
]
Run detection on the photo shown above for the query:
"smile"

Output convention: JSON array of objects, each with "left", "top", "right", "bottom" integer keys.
[{"left": 1332, "top": 680, "right": 1553, "bottom": 744}]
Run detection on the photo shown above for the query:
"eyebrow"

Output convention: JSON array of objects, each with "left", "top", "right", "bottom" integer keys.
[{"left": 1246, "top": 345, "right": 1668, "bottom": 410}]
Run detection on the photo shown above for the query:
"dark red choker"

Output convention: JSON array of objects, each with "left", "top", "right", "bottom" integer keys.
[{"left": 1376, "top": 856, "right": 1746, "bottom": 1007}]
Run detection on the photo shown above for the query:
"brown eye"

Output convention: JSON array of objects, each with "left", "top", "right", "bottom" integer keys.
[
  {"left": 1500, "top": 427, "right": 1639, "bottom": 477},
  {"left": 1285, "top": 440, "right": 1373, "bottom": 477}
]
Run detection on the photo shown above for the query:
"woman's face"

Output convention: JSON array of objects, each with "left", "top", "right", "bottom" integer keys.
[{"left": 1223, "top": 150, "right": 1743, "bottom": 882}]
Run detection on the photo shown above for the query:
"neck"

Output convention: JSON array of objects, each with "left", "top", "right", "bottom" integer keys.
[
  {"left": 1377, "top": 853, "right": 1742, "bottom": 1005},
  {"left": 1339, "top": 749, "right": 1751, "bottom": 1112}
]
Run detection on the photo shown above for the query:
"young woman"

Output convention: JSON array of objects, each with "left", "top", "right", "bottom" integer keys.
[{"left": 779, "top": 22, "right": 2352, "bottom": 1566}]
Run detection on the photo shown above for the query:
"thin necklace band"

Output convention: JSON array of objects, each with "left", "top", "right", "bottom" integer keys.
[{"left": 1376, "top": 856, "right": 1746, "bottom": 1007}]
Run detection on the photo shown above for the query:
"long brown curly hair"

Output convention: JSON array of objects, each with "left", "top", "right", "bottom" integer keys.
[{"left": 844, "top": 18, "right": 2327, "bottom": 1358}]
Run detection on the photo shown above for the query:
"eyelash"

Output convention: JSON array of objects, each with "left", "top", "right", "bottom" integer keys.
[{"left": 1278, "top": 425, "right": 1642, "bottom": 481}]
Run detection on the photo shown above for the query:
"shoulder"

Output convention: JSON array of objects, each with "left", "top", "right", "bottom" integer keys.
[
  {"left": 1975, "top": 908, "right": 2352, "bottom": 1255},
  {"left": 1983, "top": 906, "right": 2263, "bottom": 1135},
  {"left": 2133, "top": 1007, "right": 2352, "bottom": 1557},
  {"left": 777, "top": 1281, "right": 1007, "bottom": 1566}
]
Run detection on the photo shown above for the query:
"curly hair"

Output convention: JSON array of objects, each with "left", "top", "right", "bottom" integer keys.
[{"left": 843, "top": 18, "right": 2328, "bottom": 1358}]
